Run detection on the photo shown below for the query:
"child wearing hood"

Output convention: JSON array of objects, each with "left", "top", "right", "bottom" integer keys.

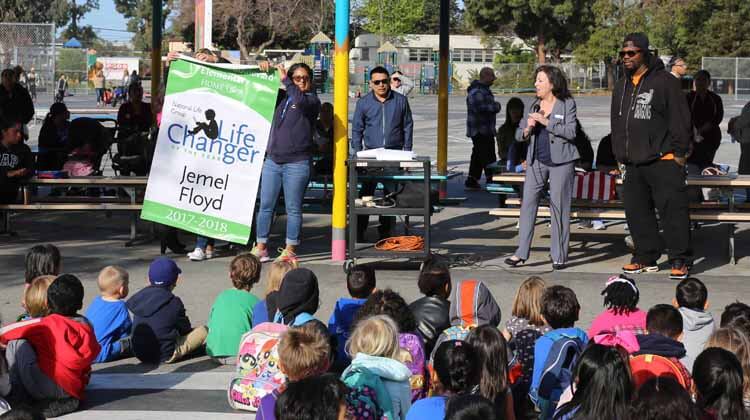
[
  {"left": 343, "top": 315, "right": 412, "bottom": 420},
  {"left": 273, "top": 268, "right": 320, "bottom": 327},
  {"left": 631, "top": 304, "right": 692, "bottom": 390},
  {"left": 674, "top": 278, "right": 715, "bottom": 372},
  {"left": 127, "top": 257, "right": 207, "bottom": 364},
  {"left": 253, "top": 260, "right": 297, "bottom": 324},
  {"left": 1, "top": 274, "right": 100, "bottom": 417},
  {"left": 429, "top": 279, "right": 501, "bottom": 362}
]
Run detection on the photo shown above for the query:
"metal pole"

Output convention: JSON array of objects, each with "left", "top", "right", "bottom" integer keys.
[
  {"left": 331, "top": 0, "right": 350, "bottom": 261},
  {"left": 736, "top": 57, "right": 739, "bottom": 101},
  {"left": 437, "top": 0, "right": 449, "bottom": 199},
  {"left": 152, "top": 0, "right": 162, "bottom": 122}
]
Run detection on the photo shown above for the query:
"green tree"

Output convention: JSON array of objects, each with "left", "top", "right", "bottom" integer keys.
[
  {"left": 573, "top": 0, "right": 647, "bottom": 88},
  {"left": 357, "top": 0, "right": 424, "bottom": 41},
  {"left": 464, "top": 0, "right": 594, "bottom": 63},
  {"left": 54, "top": 0, "right": 100, "bottom": 46},
  {"left": 693, "top": 0, "right": 750, "bottom": 58},
  {"left": 412, "top": 0, "right": 463, "bottom": 34},
  {"left": 0, "top": 0, "right": 65, "bottom": 23},
  {"left": 114, "top": 0, "right": 172, "bottom": 51}
]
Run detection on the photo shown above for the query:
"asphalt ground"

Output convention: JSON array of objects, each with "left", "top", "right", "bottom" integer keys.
[{"left": 3, "top": 91, "right": 750, "bottom": 418}]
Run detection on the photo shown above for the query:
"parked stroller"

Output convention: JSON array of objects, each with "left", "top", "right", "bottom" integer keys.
[
  {"left": 63, "top": 117, "right": 115, "bottom": 176},
  {"left": 110, "top": 125, "right": 155, "bottom": 176}
]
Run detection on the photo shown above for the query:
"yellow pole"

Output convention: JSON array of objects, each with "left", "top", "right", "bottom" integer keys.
[
  {"left": 331, "top": 0, "right": 350, "bottom": 261},
  {"left": 437, "top": 0, "right": 449, "bottom": 198}
]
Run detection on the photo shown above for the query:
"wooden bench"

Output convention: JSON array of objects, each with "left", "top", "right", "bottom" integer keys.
[
  {"left": 488, "top": 174, "right": 750, "bottom": 264},
  {"left": 1, "top": 177, "right": 147, "bottom": 245}
]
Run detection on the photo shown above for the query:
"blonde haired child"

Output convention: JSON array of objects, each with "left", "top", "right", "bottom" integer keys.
[
  {"left": 23, "top": 275, "right": 56, "bottom": 318},
  {"left": 343, "top": 315, "right": 412, "bottom": 420},
  {"left": 85, "top": 265, "right": 132, "bottom": 363},
  {"left": 252, "top": 260, "right": 298, "bottom": 324}
]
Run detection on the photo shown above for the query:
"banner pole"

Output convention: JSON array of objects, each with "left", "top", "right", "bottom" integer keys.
[
  {"left": 331, "top": 0, "right": 350, "bottom": 261},
  {"left": 151, "top": 0, "right": 162, "bottom": 119}
]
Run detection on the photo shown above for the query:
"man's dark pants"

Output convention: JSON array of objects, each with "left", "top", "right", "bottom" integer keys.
[
  {"left": 624, "top": 159, "right": 692, "bottom": 264},
  {"left": 357, "top": 180, "right": 396, "bottom": 240},
  {"left": 468, "top": 133, "right": 497, "bottom": 181}
]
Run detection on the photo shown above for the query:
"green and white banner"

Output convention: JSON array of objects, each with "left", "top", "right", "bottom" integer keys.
[{"left": 141, "top": 57, "right": 279, "bottom": 244}]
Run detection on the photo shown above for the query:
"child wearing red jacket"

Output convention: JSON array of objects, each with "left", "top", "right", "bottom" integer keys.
[{"left": 1, "top": 274, "right": 100, "bottom": 417}]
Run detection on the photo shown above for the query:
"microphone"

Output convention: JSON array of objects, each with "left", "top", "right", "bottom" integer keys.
[{"left": 531, "top": 103, "right": 540, "bottom": 114}]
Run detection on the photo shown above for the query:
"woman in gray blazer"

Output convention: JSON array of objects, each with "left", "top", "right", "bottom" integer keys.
[{"left": 505, "top": 65, "right": 579, "bottom": 269}]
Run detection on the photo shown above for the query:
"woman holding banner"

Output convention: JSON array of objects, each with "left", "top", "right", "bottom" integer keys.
[{"left": 248, "top": 62, "right": 320, "bottom": 263}]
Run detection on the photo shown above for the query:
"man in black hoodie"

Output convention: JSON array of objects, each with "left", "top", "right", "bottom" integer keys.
[{"left": 610, "top": 33, "right": 692, "bottom": 280}]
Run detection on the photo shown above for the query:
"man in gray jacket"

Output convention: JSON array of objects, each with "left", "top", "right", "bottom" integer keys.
[{"left": 351, "top": 66, "right": 413, "bottom": 241}]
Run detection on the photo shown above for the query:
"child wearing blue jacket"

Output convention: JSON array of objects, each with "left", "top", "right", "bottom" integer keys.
[
  {"left": 530, "top": 285, "right": 588, "bottom": 419},
  {"left": 85, "top": 266, "right": 132, "bottom": 363},
  {"left": 328, "top": 265, "right": 376, "bottom": 365}
]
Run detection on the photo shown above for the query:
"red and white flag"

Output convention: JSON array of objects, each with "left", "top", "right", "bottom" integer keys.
[{"left": 574, "top": 171, "right": 617, "bottom": 201}]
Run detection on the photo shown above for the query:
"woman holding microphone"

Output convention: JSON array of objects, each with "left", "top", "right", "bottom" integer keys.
[{"left": 504, "top": 65, "right": 580, "bottom": 270}]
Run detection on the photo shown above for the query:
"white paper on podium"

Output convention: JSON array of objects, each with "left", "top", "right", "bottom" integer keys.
[{"left": 356, "top": 148, "right": 416, "bottom": 161}]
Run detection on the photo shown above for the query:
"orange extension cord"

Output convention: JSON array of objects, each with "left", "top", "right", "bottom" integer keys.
[{"left": 374, "top": 236, "right": 425, "bottom": 251}]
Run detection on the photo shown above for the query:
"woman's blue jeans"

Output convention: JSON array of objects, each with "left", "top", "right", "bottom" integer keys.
[
  {"left": 196, "top": 236, "right": 215, "bottom": 249},
  {"left": 256, "top": 158, "right": 311, "bottom": 246}
]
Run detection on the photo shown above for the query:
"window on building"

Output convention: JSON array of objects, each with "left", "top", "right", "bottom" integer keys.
[
  {"left": 473, "top": 50, "right": 484, "bottom": 63},
  {"left": 360, "top": 48, "right": 370, "bottom": 61},
  {"left": 408, "top": 49, "right": 418, "bottom": 62}
]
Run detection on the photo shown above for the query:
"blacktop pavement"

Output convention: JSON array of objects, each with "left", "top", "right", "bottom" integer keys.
[{"left": 2, "top": 92, "right": 750, "bottom": 417}]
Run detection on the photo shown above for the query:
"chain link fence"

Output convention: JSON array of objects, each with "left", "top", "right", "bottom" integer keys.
[
  {"left": 701, "top": 57, "right": 750, "bottom": 99},
  {"left": 0, "top": 23, "right": 55, "bottom": 96}
]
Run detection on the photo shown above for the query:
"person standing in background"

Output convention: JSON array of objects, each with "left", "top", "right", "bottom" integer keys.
[
  {"left": 686, "top": 70, "right": 723, "bottom": 170},
  {"left": 505, "top": 65, "right": 580, "bottom": 270},
  {"left": 610, "top": 33, "right": 692, "bottom": 280},
  {"left": 669, "top": 57, "right": 688, "bottom": 80},
  {"left": 729, "top": 100, "right": 750, "bottom": 202},
  {"left": 351, "top": 66, "right": 413, "bottom": 241},
  {"left": 465, "top": 67, "right": 501, "bottom": 190},
  {"left": 390, "top": 71, "right": 414, "bottom": 97},
  {"left": 94, "top": 67, "right": 105, "bottom": 107},
  {"left": 27, "top": 68, "right": 37, "bottom": 102}
]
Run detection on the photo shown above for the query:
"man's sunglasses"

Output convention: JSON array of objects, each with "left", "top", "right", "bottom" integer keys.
[
  {"left": 619, "top": 49, "right": 641, "bottom": 58},
  {"left": 371, "top": 79, "right": 389, "bottom": 86}
]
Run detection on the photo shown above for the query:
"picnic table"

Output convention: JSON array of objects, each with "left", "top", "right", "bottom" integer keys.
[{"left": 487, "top": 172, "right": 750, "bottom": 263}]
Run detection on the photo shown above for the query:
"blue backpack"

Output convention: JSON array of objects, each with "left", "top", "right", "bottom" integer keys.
[
  {"left": 341, "top": 365, "right": 391, "bottom": 420},
  {"left": 536, "top": 331, "right": 585, "bottom": 420}
]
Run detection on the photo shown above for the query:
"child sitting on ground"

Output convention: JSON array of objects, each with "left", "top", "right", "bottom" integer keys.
[
  {"left": 23, "top": 244, "right": 60, "bottom": 289},
  {"left": 274, "top": 374, "right": 349, "bottom": 420},
  {"left": 354, "top": 289, "right": 427, "bottom": 401},
  {"left": 257, "top": 322, "right": 333, "bottom": 420},
  {"left": 128, "top": 257, "right": 207, "bottom": 364},
  {"left": 631, "top": 304, "right": 692, "bottom": 391},
  {"left": 674, "top": 277, "right": 715, "bottom": 372},
  {"left": 343, "top": 315, "right": 413, "bottom": 420},
  {"left": 466, "top": 325, "right": 515, "bottom": 420},
  {"left": 588, "top": 274, "right": 647, "bottom": 337},
  {"left": 85, "top": 266, "right": 132, "bottom": 363},
  {"left": 409, "top": 256, "right": 452, "bottom": 356},
  {"left": 406, "top": 340, "right": 479, "bottom": 420},
  {"left": 273, "top": 268, "right": 320, "bottom": 327},
  {"left": 206, "top": 254, "right": 262, "bottom": 364},
  {"left": 253, "top": 260, "right": 297, "bottom": 324},
  {"left": 503, "top": 276, "right": 549, "bottom": 339},
  {"left": 1, "top": 274, "right": 100, "bottom": 418},
  {"left": 21, "top": 276, "right": 55, "bottom": 320},
  {"left": 530, "top": 285, "right": 588, "bottom": 418},
  {"left": 328, "top": 265, "right": 376, "bottom": 365}
]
